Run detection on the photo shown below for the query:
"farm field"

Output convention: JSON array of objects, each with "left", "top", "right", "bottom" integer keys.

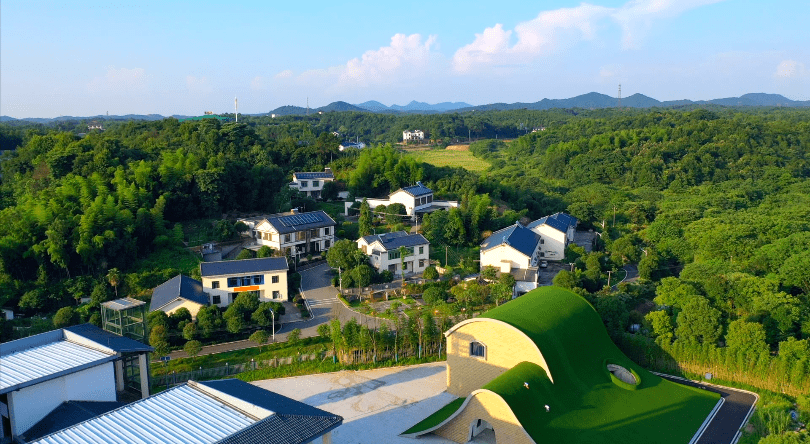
[{"left": 406, "top": 148, "right": 490, "bottom": 173}]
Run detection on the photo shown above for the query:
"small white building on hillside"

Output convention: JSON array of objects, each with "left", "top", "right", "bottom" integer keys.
[
  {"left": 289, "top": 168, "right": 334, "bottom": 199},
  {"left": 525, "top": 212, "right": 578, "bottom": 260},
  {"left": 402, "top": 129, "right": 425, "bottom": 141},
  {"left": 357, "top": 231, "right": 430, "bottom": 276},
  {"left": 345, "top": 182, "right": 459, "bottom": 218}
]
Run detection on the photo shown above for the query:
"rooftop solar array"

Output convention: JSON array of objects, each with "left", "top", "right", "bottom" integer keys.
[
  {"left": 278, "top": 212, "right": 322, "bottom": 227},
  {"left": 294, "top": 172, "right": 334, "bottom": 180}
]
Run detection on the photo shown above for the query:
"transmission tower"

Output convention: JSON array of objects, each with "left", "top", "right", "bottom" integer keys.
[{"left": 618, "top": 84, "right": 622, "bottom": 109}]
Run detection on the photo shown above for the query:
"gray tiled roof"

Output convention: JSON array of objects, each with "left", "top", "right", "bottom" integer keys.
[
  {"left": 200, "top": 257, "right": 289, "bottom": 278},
  {"left": 264, "top": 210, "right": 336, "bottom": 235},
  {"left": 394, "top": 183, "right": 432, "bottom": 197},
  {"left": 365, "top": 231, "right": 429, "bottom": 251},
  {"left": 150, "top": 274, "right": 208, "bottom": 311},
  {"left": 480, "top": 224, "right": 540, "bottom": 258},
  {"left": 200, "top": 379, "right": 343, "bottom": 444}
]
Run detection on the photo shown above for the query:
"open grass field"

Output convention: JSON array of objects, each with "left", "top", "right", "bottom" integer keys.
[{"left": 406, "top": 149, "right": 490, "bottom": 173}]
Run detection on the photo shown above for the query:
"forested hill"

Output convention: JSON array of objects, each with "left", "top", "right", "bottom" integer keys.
[{"left": 0, "top": 108, "right": 809, "bottom": 360}]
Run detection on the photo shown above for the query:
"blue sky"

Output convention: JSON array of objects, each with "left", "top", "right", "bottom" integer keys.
[{"left": 2, "top": 0, "right": 808, "bottom": 118}]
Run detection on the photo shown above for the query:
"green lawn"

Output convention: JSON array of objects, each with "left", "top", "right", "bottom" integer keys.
[
  {"left": 406, "top": 149, "right": 490, "bottom": 173},
  {"left": 402, "top": 398, "right": 463, "bottom": 434}
]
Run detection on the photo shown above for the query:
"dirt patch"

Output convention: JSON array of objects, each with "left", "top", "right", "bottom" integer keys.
[{"left": 445, "top": 144, "right": 469, "bottom": 151}]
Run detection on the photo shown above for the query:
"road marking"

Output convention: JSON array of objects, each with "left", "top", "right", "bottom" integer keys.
[{"left": 307, "top": 298, "right": 340, "bottom": 306}]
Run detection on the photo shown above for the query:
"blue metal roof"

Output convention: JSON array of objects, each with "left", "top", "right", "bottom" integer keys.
[
  {"left": 526, "top": 212, "right": 577, "bottom": 234},
  {"left": 292, "top": 171, "right": 334, "bottom": 180},
  {"left": 480, "top": 224, "right": 540, "bottom": 258},
  {"left": 150, "top": 274, "right": 208, "bottom": 312},
  {"left": 201, "top": 257, "right": 289, "bottom": 278},
  {"left": 264, "top": 210, "right": 336, "bottom": 235},
  {"left": 366, "top": 231, "right": 429, "bottom": 251},
  {"left": 394, "top": 182, "right": 432, "bottom": 197}
]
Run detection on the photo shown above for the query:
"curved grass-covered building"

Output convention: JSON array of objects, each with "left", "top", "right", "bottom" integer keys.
[{"left": 403, "top": 286, "right": 721, "bottom": 444}]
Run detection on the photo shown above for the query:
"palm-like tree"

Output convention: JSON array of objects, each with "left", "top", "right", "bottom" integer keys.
[{"left": 107, "top": 268, "right": 121, "bottom": 298}]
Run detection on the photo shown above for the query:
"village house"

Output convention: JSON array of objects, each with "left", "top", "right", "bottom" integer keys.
[
  {"left": 288, "top": 168, "right": 334, "bottom": 199},
  {"left": 251, "top": 210, "right": 337, "bottom": 258},
  {"left": 357, "top": 231, "right": 430, "bottom": 276},
  {"left": 200, "top": 257, "right": 289, "bottom": 306}
]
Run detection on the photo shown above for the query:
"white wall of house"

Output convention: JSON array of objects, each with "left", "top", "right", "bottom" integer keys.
[
  {"left": 156, "top": 299, "right": 206, "bottom": 320},
  {"left": 289, "top": 176, "right": 334, "bottom": 198},
  {"left": 388, "top": 190, "right": 433, "bottom": 216},
  {"left": 480, "top": 244, "right": 533, "bottom": 271},
  {"left": 402, "top": 130, "right": 425, "bottom": 141},
  {"left": 529, "top": 226, "right": 567, "bottom": 260},
  {"left": 8, "top": 362, "right": 116, "bottom": 437},
  {"left": 201, "top": 271, "right": 288, "bottom": 306},
  {"left": 360, "top": 240, "right": 430, "bottom": 276}
]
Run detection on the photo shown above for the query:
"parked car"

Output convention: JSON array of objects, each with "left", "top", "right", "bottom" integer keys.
[{"left": 539, "top": 260, "right": 548, "bottom": 268}]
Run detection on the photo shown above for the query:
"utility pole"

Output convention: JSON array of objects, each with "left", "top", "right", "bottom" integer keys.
[
  {"left": 445, "top": 246, "right": 449, "bottom": 268},
  {"left": 607, "top": 270, "right": 612, "bottom": 288},
  {"left": 612, "top": 205, "right": 617, "bottom": 227},
  {"left": 618, "top": 84, "right": 621, "bottom": 109}
]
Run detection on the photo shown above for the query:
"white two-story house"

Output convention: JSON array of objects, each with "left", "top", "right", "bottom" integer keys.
[
  {"left": 346, "top": 182, "right": 459, "bottom": 218},
  {"left": 200, "top": 257, "right": 289, "bottom": 306},
  {"left": 480, "top": 223, "right": 542, "bottom": 273},
  {"left": 289, "top": 168, "right": 334, "bottom": 199},
  {"left": 357, "top": 231, "right": 430, "bottom": 276},
  {"left": 525, "top": 212, "right": 578, "bottom": 260},
  {"left": 402, "top": 130, "right": 425, "bottom": 141},
  {"left": 253, "top": 210, "right": 337, "bottom": 258}
]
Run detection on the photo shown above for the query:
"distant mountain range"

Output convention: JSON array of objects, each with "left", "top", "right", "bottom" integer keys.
[{"left": 3, "top": 93, "right": 808, "bottom": 123}]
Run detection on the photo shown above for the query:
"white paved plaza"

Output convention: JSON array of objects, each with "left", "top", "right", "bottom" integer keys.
[{"left": 252, "top": 362, "right": 459, "bottom": 444}]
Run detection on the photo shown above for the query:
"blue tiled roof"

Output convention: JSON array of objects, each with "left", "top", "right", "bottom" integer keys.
[
  {"left": 149, "top": 274, "right": 208, "bottom": 311},
  {"left": 526, "top": 212, "right": 577, "bottom": 234},
  {"left": 216, "top": 414, "right": 343, "bottom": 444},
  {"left": 293, "top": 171, "right": 334, "bottom": 180},
  {"left": 265, "top": 210, "right": 336, "bottom": 235},
  {"left": 201, "top": 257, "right": 289, "bottom": 278},
  {"left": 366, "top": 231, "right": 429, "bottom": 251},
  {"left": 480, "top": 224, "right": 540, "bottom": 258},
  {"left": 394, "top": 182, "right": 432, "bottom": 197},
  {"left": 64, "top": 324, "right": 154, "bottom": 353}
]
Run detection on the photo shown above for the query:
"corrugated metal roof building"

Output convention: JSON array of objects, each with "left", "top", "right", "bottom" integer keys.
[{"left": 28, "top": 379, "right": 342, "bottom": 444}]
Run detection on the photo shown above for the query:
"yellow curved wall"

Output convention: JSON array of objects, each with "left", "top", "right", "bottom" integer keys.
[
  {"left": 446, "top": 320, "right": 549, "bottom": 397},
  {"left": 433, "top": 390, "right": 535, "bottom": 444}
]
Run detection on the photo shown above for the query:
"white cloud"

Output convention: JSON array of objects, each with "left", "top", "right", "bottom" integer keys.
[
  {"left": 186, "top": 75, "right": 212, "bottom": 94},
  {"left": 774, "top": 60, "right": 807, "bottom": 78},
  {"left": 338, "top": 33, "right": 439, "bottom": 86},
  {"left": 250, "top": 76, "right": 266, "bottom": 91},
  {"left": 87, "top": 67, "right": 147, "bottom": 93},
  {"left": 275, "top": 70, "right": 293, "bottom": 79},
  {"left": 453, "top": 0, "right": 727, "bottom": 72},
  {"left": 612, "top": 0, "right": 725, "bottom": 49}
]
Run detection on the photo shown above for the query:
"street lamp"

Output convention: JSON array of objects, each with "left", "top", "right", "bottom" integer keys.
[{"left": 269, "top": 308, "right": 275, "bottom": 342}]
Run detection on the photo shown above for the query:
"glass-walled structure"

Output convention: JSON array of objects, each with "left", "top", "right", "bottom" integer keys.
[{"left": 101, "top": 297, "right": 147, "bottom": 343}]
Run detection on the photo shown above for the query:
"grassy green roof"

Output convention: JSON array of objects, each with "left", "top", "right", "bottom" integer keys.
[
  {"left": 472, "top": 287, "right": 720, "bottom": 443},
  {"left": 401, "top": 398, "right": 463, "bottom": 435}
]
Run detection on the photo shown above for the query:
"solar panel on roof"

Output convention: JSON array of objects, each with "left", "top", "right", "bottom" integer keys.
[{"left": 279, "top": 212, "right": 323, "bottom": 227}]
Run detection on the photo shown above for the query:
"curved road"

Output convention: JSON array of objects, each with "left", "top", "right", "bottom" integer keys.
[{"left": 658, "top": 374, "right": 758, "bottom": 444}]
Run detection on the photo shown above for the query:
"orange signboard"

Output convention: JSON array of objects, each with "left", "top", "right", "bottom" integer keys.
[{"left": 233, "top": 285, "right": 260, "bottom": 292}]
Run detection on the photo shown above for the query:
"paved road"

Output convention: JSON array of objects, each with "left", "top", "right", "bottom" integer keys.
[
  {"left": 658, "top": 374, "right": 758, "bottom": 444},
  {"left": 167, "top": 263, "right": 365, "bottom": 359}
]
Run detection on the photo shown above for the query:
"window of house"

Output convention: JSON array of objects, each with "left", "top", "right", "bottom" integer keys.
[
  {"left": 241, "top": 276, "right": 252, "bottom": 286},
  {"left": 324, "top": 239, "right": 330, "bottom": 248},
  {"left": 253, "top": 275, "right": 264, "bottom": 285},
  {"left": 284, "top": 234, "right": 291, "bottom": 243},
  {"left": 301, "top": 181, "right": 308, "bottom": 188},
  {"left": 310, "top": 229, "right": 318, "bottom": 237},
  {"left": 540, "top": 252, "right": 545, "bottom": 257},
  {"left": 227, "top": 277, "right": 239, "bottom": 287},
  {"left": 388, "top": 250, "right": 400, "bottom": 260},
  {"left": 272, "top": 275, "right": 279, "bottom": 283},
  {"left": 229, "top": 293, "right": 237, "bottom": 302},
  {"left": 212, "top": 295, "right": 221, "bottom": 305},
  {"left": 272, "top": 291, "right": 281, "bottom": 299},
  {"left": 313, "top": 180, "right": 319, "bottom": 188},
  {"left": 419, "top": 259, "right": 425, "bottom": 268},
  {"left": 388, "top": 264, "right": 397, "bottom": 273},
  {"left": 419, "top": 246, "right": 424, "bottom": 254},
  {"left": 323, "top": 227, "right": 330, "bottom": 235},
  {"left": 470, "top": 342, "right": 486, "bottom": 359},
  {"left": 403, "top": 262, "right": 409, "bottom": 270},
  {"left": 212, "top": 281, "right": 220, "bottom": 289},
  {"left": 540, "top": 239, "right": 544, "bottom": 244}
]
